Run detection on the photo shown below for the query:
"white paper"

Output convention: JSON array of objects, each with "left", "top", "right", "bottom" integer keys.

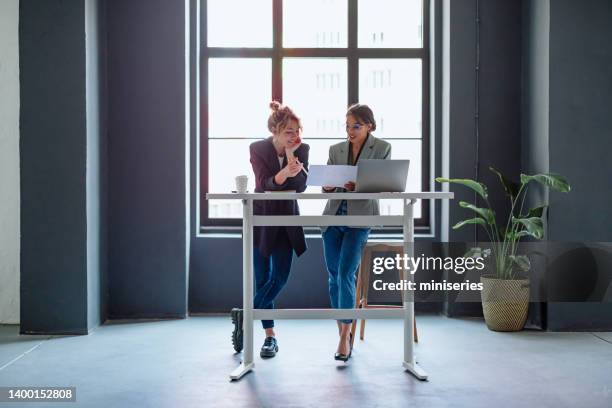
[{"left": 306, "top": 165, "right": 357, "bottom": 187}]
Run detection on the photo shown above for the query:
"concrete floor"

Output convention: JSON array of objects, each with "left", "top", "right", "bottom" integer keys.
[{"left": 0, "top": 316, "right": 611, "bottom": 408}]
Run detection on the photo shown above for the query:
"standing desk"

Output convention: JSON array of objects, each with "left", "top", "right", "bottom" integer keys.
[{"left": 205, "top": 192, "right": 454, "bottom": 381}]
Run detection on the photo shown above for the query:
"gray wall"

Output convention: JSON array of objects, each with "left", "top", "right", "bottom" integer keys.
[
  {"left": 106, "top": 0, "right": 189, "bottom": 319},
  {"left": 19, "top": 0, "right": 190, "bottom": 330},
  {"left": 447, "top": 0, "right": 523, "bottom": 243},
  {"left": 521, "top": 0, "right": 550, "bottom": 330},
  {"left": 522, "top": 0, "right": 550, "bottom": 206},
  {"left": 19, "top": 0, "right": 103, "bottom": 334},
  {"left": 546, "top": 0, "right": 612, "bottom": 330},
  {"left": 443, "top": 0, "right": 524, "bottom": 317},
  {"left": 522, "top": 0, "right": 612, "bottom": 330},
  {"left": 190, "top": 238, "right": 330, "bottom": 313},
  {"left": 548, "top": 0, "right": 612, "bottom": 242}
]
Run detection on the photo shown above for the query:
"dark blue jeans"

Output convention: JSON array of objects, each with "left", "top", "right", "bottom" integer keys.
[
  {"left": 253, "top": 229, "right": 294, "bottom": 329},
  {"left": 322, "top": 202, "right": 370, "bottom": 324}
]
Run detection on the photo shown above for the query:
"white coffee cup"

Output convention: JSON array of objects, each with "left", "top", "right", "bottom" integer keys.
[{"left": 235, "top": 175, "right": 248, "bottom": 193}]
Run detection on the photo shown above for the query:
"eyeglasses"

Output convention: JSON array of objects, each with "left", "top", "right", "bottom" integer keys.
[{"left": 345, "top": 123, "right": 366, "bottom": 131}]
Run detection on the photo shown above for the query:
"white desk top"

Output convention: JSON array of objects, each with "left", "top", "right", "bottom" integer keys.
[{"left": 206, "top": 192, "right": 454, "bottom": 200}]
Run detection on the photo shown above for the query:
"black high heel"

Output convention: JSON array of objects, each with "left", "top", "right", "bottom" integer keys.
[{"left": 334, "top": 333, "right": 353, "bottom": 362}]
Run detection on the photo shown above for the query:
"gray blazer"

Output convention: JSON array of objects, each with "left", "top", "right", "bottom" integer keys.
[{"left": 322, "top": 134, "right": 391, "bottom": 230}]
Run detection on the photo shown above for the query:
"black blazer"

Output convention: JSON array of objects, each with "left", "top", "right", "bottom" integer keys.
[{"left": 249, "top": 137, "right": 309, "bottom": 257}]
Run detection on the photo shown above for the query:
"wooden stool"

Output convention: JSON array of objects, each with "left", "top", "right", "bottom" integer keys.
[{"left": 350, "top": 245, "right": 418, "bottom": 348}]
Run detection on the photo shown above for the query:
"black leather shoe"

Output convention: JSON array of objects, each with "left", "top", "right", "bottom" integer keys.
[
  {"left": 260, "top": 336, "right": 278, "bottom": 358},
  {"left": 231, "top": 308, "right": 243, "bottom": 353}
]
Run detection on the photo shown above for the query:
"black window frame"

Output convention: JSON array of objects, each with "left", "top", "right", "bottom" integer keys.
[{"left": 200, "top": 0, "right": 431, "bottom": 232}]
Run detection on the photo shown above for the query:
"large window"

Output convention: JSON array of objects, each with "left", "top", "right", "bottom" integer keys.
[{"left": 201, "top": 0, "right": 430, "bottom": 230}]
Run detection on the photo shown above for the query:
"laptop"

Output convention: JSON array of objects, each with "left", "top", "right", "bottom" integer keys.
[{"left": 354, "top": 159, "right": 410, "bottom": 193}]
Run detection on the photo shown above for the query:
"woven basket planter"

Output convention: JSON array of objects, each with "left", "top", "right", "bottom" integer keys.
[{"left": 480, "top": 275, "right": 530, "bottom": 332}]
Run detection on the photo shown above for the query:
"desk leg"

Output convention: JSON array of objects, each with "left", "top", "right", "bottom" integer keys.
[
  {"left": 230, "top": 199, "right": 254, "bottom": 380},
  {"left": 403, "top": 199, "right": 428, "bottom": 380}
]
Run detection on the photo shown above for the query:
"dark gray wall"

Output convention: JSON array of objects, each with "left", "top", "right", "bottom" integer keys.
[
  {"left": 19, "top": 0, "right": 103, "bottom": 334},
  {"left": 106, "top": 0, "right": 189, "bottom": 318},
  {"left": 521, "top": 0, "right": 551, "bottom": 330},
  {"left": 190, "top": 238, "right": 330, "bottom": 312},
  {"left": 477, "top": 0, "right": 523, "bottom": 224},
  {"left": 522, "top": 0, "right": 550, "bottom": 206},
  {"left": 447, "top": 0, "right": 523, "bottom": 243},
  {"left": 444, "top": 0, "right": 524, "bottom": 317},
  {"left": 447, "top": 0, "right": 478, "bottom": 248},
  {"left": 548, "top": 0, "right": 612, "bottom": 242},
  {"left": 546, "top": 0, "right": 612, "bottom": 330}
]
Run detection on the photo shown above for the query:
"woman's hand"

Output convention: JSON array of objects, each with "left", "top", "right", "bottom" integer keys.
[
  {"left": 275, "top": 159, "right": 303, "bottom": 185},
  {"left": 285, "top": 135, "right": 302, "bottom": 161},
  {"left": 344, "top": 181, "right": 356, "bottom": 191},
  {"left": 286, "top": 159, "right": 303, "bottom": 177}
]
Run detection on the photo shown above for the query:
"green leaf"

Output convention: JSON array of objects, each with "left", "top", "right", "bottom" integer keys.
[
  {"left": 509, "top": 255, "right": 531, "bottom": 272},
  {"left": 452, "top": 217, "right": 488, "bottom": 230},
  {"left": 516, "top": 230, "right": 535, "bottom": 239},
  {"left": 505, "top": 230, "right": 518, "bottom": 241},
  {"left": 527, "top": 205, "right": 548, "bottom": 218},
  {"left": 489, "top": 167, "right": 519, "bottom": 198},
  {"left": 527, "top": 205, "right": 547, "bottom": 218},
  {"left": 501, "top": 226, "right": 522, "bottom": 242},
  {"left": 512, "top": 216, "right": 544, "bottom": 240},
  {"left": 520, "top": 173, "right": 571, "bottom": 192},
  {"left": 464, "top": 247, "right": 483, "bottom": 258},
  {"left": 459, "top": 201, "right": 495, "bottom": 224},
  {"left": 435, "top": 178, "right": 488, "bottom": 199}
]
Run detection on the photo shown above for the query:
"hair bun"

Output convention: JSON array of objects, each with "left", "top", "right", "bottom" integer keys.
[{"left": 269, "top": 101, "right": 282, "bottom": 112}]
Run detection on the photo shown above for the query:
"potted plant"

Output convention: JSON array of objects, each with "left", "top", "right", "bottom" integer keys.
[{"left": 436, "top": 168, "right": 571, "bottom": 331}]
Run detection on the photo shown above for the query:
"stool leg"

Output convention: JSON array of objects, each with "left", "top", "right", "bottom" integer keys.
[
  {"left": 351, "top": 270, "right": 363, "bottom": 348},
  {"left": 360, "top": 318, "right": 366, "bottom": 340}
]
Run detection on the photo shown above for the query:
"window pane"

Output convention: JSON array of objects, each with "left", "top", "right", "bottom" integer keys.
[
  {"left": 208, "top": 139, "right": 258, "bottom": 218},
  {"left": 359, "top": 59, "right": 422, "bottom": 139},
  {"left": 207, "top": 0, "right": 272, "bottom": 47},
  {"left": 209, "top": 59, "right": 271, "bottom": 139},
  {"left": 379, "top": 140, "right": 422, "bottom": 218},
  {"left": 283, "top": 58, "right": 348, "bottom": 139},
  {"left": 358, "top": 0, "right": 423, "bottom": 48},
  {"left": 283, "top": 0, "right": 348, "bottom": 48}
]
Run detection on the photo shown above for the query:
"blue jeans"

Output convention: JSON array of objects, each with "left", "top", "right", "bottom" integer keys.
[
  {"left": 253, "top": 230, "right": 294, "bottom": 329},
  {"left": 322, "top": 201, "right": 370, "bottom": 323}
]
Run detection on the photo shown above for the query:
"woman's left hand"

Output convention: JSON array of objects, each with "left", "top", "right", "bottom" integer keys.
[{"left": 285, "top": 133, "right": 302, "bottom": 157}]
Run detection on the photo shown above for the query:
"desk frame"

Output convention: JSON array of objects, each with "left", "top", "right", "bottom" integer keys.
[{"left": 205, "top": 192, "right": 453, "bottom": 381}]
